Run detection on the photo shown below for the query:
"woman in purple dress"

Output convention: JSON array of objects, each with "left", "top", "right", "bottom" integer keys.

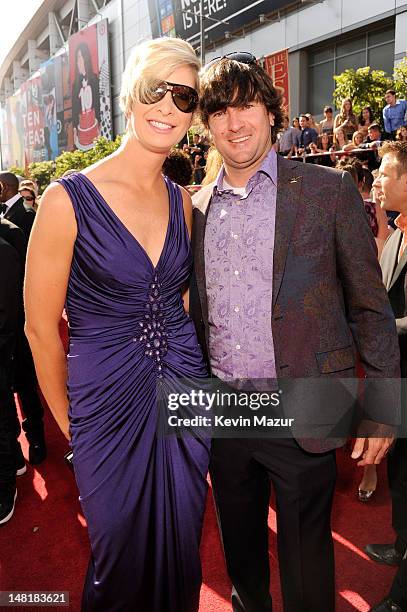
[{"left": 25, "top": 38, "right": 210, "bottom": 612}]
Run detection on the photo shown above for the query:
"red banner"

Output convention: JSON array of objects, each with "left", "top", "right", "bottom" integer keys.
[{"left": 264, "top": 49, "right": 289, "bottom": 115}]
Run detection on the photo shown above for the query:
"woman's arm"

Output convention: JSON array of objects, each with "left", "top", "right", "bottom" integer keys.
[
  {"left": 342, "top": 142, "right": 357, "bottom": 152},
  {"left": 334, "top": 114, "right": 346, "bottom": 130},
  {"left": 24, "top": 182, "right": 77, "bottom": 440},
  {"left": 180, "top": 186, "right": 193, "bottom": 313}
]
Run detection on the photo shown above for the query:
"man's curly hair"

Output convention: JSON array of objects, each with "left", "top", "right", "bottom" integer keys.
[
  {"left": 199, "top": 59, "right": 283, "bottom": 143},
  {"left": 162, "top": 148, "right": 193, "bottom": 187}
]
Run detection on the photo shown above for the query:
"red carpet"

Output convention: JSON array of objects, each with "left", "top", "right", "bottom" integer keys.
[{"left": 0, "top": 323, "right": 396, "bottom": 611}]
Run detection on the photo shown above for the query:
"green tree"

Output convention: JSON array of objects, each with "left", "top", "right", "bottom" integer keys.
[
  {"left": 54, "top": 136, "right": 122, "bottom": 179},
  {"left": 28, "top": 160, "right": 55, "bottom": 194},
  {"left": 4, "top": 136, "right": 123, "bottom": 193},
  {"left": 54, "top": 149, "right": 89, "bottom": 178},
  {"left": 83, "top": 135, "right": 122, "bottom": 166},
  {"left": 333, "top": 66, "right": 393, "bottom": 125},
  {"left": 8, "top": 165, "right": 26, "bottom": 178},
  {"left": 393, "top": 56, "right": 407, "bottom": 100}
]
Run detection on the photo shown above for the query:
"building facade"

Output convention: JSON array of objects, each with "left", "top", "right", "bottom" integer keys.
[{"left": 0, "top": 0, "right": 406, "bottom": 168}]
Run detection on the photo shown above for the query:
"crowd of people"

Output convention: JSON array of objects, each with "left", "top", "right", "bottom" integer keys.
[
  {"left": 164, "top": 91, "right": 407, "bottom": 191},
  {"left": 1, "top": 37, "right": 407, "bottom": 612},
  {"left": 275, "top": 93, "right": 407, "bottom": 162}
]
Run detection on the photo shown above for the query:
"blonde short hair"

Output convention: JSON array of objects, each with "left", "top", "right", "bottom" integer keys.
[
  {"left": 120, "top": 37, "right": 200, "bottom": 131},
  {"left": 352, "top": 130, "right": 364, "bottom": 146}
]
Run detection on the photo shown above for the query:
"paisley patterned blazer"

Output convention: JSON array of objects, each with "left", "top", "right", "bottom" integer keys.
[{"left": 190, "top": 154, "right": 400, "bottom": 453}]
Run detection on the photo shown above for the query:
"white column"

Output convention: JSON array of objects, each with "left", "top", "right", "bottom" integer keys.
[
  {"left": 48, "top": 12, "right": 63, "bottom": 56},
  {"left": 28, "top": 40, "right": 49, "bottom": 75},
  {"left": 12, "top": 61, "right": 29, "bottom": 89},
  {"left": 77, "top": 0, "right": 90, "bottom": 28},
  {"left": 4, "top": 77, "right": 14, "bottom": 97}
]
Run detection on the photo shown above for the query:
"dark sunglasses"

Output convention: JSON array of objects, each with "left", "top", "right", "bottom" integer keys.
[
  {"left": 141, "top": 81, "right": 198, "bottom": 113},
  {"left": 204, "top": 52, "right": 257, "bottom": 71},
  {"left": 22, "top": 195, "right": 35, "bottom": 201}
]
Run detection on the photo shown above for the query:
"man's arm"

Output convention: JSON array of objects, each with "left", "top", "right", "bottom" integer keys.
[
  {"left": 383, "top": 106, "right": 391, "bottom": 135},
  {"left": 334, "top": 171, "right": 399, "bottom": 464},
  {"left": 0, "top": 239, "right": 21, "bottom": 356},
  {"left": 335, "top": 171, "right": 399, "bottom": 378}
]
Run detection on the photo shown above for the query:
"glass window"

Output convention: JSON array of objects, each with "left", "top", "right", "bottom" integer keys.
[
  {"left": 368, "top": 28, "right": 394, "bottom": 47},
  {"left": 309, "top": 47, "right": 334, "bottom": 65},
  {"left": 368, "top": 43, "right": 395, "bottom": 76},
  {"left": 336, "top": 37, "right": 365, "bottom": 57},
  {"left": 336, "top": 51, "right": 367, "bottom": 74},
  {"left": 308, "top": 62, "right": 335, "bottom": 116},
  {"left": 307, "top": 24, "right": 395, "bottom": 116}
]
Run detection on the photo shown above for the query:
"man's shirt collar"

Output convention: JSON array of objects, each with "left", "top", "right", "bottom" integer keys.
[
  {"left": 213, "top": 147, "right": 277, "bottom": 200},
  {"left": 3, "top": 193, "right": 21, "bottom": 211},
  {"left": 394, "top": 214, "right": 407, "bottom": 235}
]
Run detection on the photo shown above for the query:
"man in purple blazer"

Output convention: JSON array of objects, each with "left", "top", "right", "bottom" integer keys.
[{"left": 189, "top": 54, "right": 400, "bottom": 612}]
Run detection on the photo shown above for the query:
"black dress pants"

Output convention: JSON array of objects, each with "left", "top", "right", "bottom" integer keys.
[
  {"left": 0, "top": 368, "right": 18, "bottom": 492},
  {"left": 14, "top": 332, "right": 44, "bottom": 435},
  {"left": 210, "top": 437, "right": 337, "bottom": 612}
]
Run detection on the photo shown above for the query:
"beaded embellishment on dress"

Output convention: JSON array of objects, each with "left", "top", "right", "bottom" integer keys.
[{"left": 138, "top": 273, "right": 168, "bottom": 377}]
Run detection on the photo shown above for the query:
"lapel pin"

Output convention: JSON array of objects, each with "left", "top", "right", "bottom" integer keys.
[{"left": 290, "top": 176, "right": 301, "bottom": 183}]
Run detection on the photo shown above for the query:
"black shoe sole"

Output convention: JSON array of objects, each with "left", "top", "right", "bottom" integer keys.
[
  {"left": 365, "top": 551, "right": 402, "bottom": 566},
  {"left": 0, "top": 490, "right": 17, "bottom": 525}
]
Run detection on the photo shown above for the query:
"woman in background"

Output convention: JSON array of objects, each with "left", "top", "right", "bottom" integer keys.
[
  {"left": 396, "top": 125, "right": 407, "bottom": 142},
  {"left": 334, "top": 98, "right": 358, "bottom": 141},
  {"left": 292, "top": 116, "right": 300, "bottom": 130},
  {"left": 333, "top": 126, "right": 348, "bottom": 150},
  {"left": 18, "top": 180, "right": 38, "bottom": 211},
  {"left": 358, "top": 106, "right": 375, "bottom": 137},
  {"left": 201, "top": 146, "right": 222, "bottom": 185},
  {"left": 343, "top": 130, "right": 365, "bottom": 152},
  {"left": 25, "top": 37, "right": 210, "bottom": 612}
]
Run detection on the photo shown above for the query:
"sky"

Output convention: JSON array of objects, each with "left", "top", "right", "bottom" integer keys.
[{"left": 0, "top": 0, "right": 44, "bottom": 66}]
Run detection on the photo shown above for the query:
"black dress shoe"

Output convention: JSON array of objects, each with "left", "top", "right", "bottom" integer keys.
[
  {"left": 0, "top": 488, "right": 17, "bottom": 525},
  {"left": 370, "top": 597, "right": 402, "bottom": 611},
  {"left": 365, "top": 543, "right": 403, "bottom": 566}
]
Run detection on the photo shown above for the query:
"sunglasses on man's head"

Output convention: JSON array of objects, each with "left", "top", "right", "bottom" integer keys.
[
  {"left": 141, "top": 81, "right": 198, "bottom": 113},
  {"left": 204, "top": 52, "right": 257, "bottom": 71}
]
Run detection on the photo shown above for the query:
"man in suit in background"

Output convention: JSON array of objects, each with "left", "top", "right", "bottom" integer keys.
[
  {"left": 367, "top": 141, "right": 407, "bottom": 612},
  {"left": 0, "top": 234, "right": 23, "bottom": 523},
  {"left": 190, "top": 55, "right": 400, "bottom": 612},
  {"left": 0, "top": 172, "right": 35, "bottom": 241},
  {"left": 0, "top": 172, "right": 46, "bottom": 465}
]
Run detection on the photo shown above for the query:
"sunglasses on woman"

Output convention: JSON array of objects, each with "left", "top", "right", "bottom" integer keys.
[
  {"left": 22, "top": 195, "right": 35, "bottom": 202},
  {"left": 141, "top": 81, "right": 198, "bottom": 113}
]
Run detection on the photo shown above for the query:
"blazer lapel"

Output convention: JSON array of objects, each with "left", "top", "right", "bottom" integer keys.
[
  {"left": 192, "top": 185, "right": 214, "bottom": 327},
  {"left": 389, "top": 238, "right": 407, "bottom": 291},
  {"left": 272, "top": 156, "right": 303, "bottom": 311},
  {"left": 4, "top": 198, "right": 23, "bottom": 222},
  {"left": 380, "top": 229, "right": 402, "bottom": 291}
]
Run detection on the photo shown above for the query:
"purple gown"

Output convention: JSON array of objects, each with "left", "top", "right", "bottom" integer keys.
[{"left": 58, "top": 173, "right": 210, "bottom": 612}]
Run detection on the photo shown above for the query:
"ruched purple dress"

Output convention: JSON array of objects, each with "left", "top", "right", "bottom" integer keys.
[{"left": 58, "top": 173, "right": 210, "bottom": 612}]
